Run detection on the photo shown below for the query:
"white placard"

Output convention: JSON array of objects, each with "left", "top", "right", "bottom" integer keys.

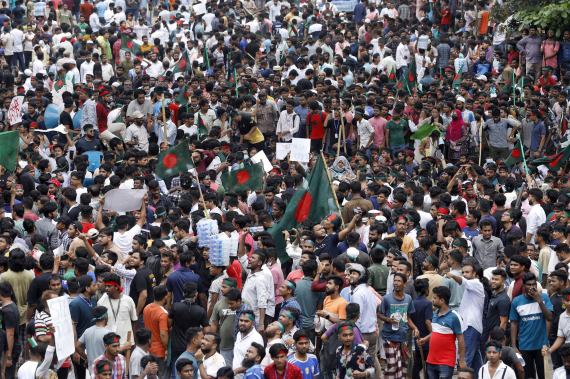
[
  {"left": 290, "top": 138, "right": 311, "bottom": 162},
  {"left": 103, "top": 189, "right": 146, "bottom": 212},
  {"left": 53, "top": 244, "right": 63, "bottom": 256},
  {"left": 276, "top": 143, "right": 292, "bottom": 160},
  {"left": 193, "top": 2, "right": 206, "bottom": 15},
  {"left": 7, "top": 96, "right": 23, "bottom": 125},
  {"left": 36, "top": 124, "right": 68, "bottom": 134},
  {"left": 47, "top": 296, "right": 75, "bottom": 359},
  {"left": 34, "top": 2, "right": 46, "bottom": 16},
  {"left": 250, "top": 150, "right": 273, "bottom": 172}
]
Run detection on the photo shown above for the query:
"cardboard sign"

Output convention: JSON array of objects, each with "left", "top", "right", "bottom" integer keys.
[
  {"left": 290, "top": 138, "right": 311, "bottom": 162},
  {"left": 7, "top": 96, "right": 24, "bottom": 125},
  {"left": 47, "top": 296, "right": 75, "bottom": 359},
  {"left": 103, "top": 189, "right": 147, "bottom": 212},
  {"left": 276, "top": 143, "right": 292, "bottom": 160},
  {"left": 250, "top": 150, "right": 273, "bottom": 172}
]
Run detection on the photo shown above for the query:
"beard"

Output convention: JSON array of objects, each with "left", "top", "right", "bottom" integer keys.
[
  {"left": 201, "top": 347, "right": 212, "bottom": 355},
  {"left": 15, "top": 195, "right": 23, "bottom": 201},
  {"left": 241, "top": 358, "right": 255, "bottom": 369}
]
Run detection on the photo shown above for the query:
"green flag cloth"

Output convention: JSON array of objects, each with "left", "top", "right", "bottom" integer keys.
[
  {"left": 155, "top": 137, "right": 194, "bottom": 179},
  {"left": 268, "top": 154, "right": 339, "bottom": 263},
  {"left": 196, "top": 112, "right": 208, "bottom": 138},
  {"left": 0, "top": 131, "right": 20, "bottom": 172},
  {"left": 505, "top": 138, "right": 524, "bottom": 167},
  {"left": 53, "top": 75, "right": 66, "bottom": 91},
  {"left": 172, "top": 50, "right": 191, "bottom": 74},
  {"left": 502, "top": 71, "right": 514, "bottom": 94},
  {"left": 221, "top": 163, "right": 264, "bottom": 192},
  {"left": 530, "top": 144, "right": 570, "bottom": 172},
  {"left": 120, "top": 34, "right": 141, "bottom": 55},
  {"left": 395, "top": 59, "right": 417, "bottom": 94},
  {"left": 387, "top": 67, "right": 397, "bottom": 85},
  {"left": 176, "top": 84, "right": 189, "bottom": 107},
  {"left": 410, "top": 124, "right": 440, "bottom": 140},
  {"left": 452, "top": 64, "right": 464, "bottom": 90}
]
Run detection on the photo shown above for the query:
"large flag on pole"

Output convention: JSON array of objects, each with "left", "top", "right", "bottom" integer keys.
[
  {"left": 530, "top": 144, "right": 570, "bottom": 172},
  {"left": 155, "top": 138, "right": 194, "bottom": 179},
  {"left": 172, "top": 50, "right": 191, "bottom": 74},
  {"left": 221, "top": 163, "right": 264, "bottom": 192},
  {"left": 0, "top": 131, "right": 19, "bottom": 172},
  {"left": 268, "top": 154, "right": 340, "bottom": 263},
  {"left": 120, "top": 34, "right": 141, "bottom": 55},
  {"left": 505, "top": 137, "right": 524, "bottom": 167}
]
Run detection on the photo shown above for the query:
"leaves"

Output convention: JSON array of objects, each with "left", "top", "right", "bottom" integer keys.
[{"left": 511, "top": 0, "right": 570, "bottom": 37}]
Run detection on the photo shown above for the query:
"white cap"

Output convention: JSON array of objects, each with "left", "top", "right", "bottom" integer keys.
[
  {"left": 66, "top": 32, "right": 72, "bottom": 38},
  {"left": 347, "top": 247, "right": 360, "bottom": 261},
  {"left": 24, "top": 69, "right": 32, "bottom": 76},
  {"left": 365, "top": 19, "right": 371, "bottom": 23},
  {"left": 476, "top": 75, "right": 487, "bottom": 81},
  {"left": 456, "top": 96, "right": 465, "bottom": 103},
  {"left": 112, "top": 82, "right": 121, "bottom": 87},
  {"left": 69, "top": 59, "right": 76, "bottom": 65}
]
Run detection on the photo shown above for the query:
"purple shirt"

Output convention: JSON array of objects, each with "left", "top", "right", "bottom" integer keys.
[{"left": 324, "top": 322, "right": 364, "bottom": 343}]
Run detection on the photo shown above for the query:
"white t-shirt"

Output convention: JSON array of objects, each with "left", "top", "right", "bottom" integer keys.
[
  {"left": 114, "top": 224, "right": 142, "bottom": 254},
  {"left": 97, "top": 293, "right": 138, "bottom": 344}
]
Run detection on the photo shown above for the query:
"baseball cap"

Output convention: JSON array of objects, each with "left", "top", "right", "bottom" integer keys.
[{"left": 77, "top": 275, "right": 94, "bottom": 293}]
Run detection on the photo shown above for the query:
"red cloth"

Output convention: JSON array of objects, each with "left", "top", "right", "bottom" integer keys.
[
  {"left": 306, "top": 111, "right": 327, "bottom": 139},
  {"left": 454, "top": 215, "right": 467, "bottom": 230},
  {"left": 441, "top": 7, "right": 451, "bottom": 24},
  {"left": 195, "top": 150, "right": 215, "bottom": 173},
  {"left": 512, "top": 275, "right": 525, "bottom": 299},
  {"left": 80, "top": 2, "right": 94, "bottom": 20},
  {"left": 539, "top": 75, "right": 557, "bottom": 88},
  {"left": 169, "top": 103, "right": 179, "bottom": 125},
  {"left": 264, "top": 363, "right": 303, "bottom": 379},
  {"left": 96, "top": 102, "right": 109, "bottom": 133},
  {"left": 226, "top": 259, "right": 243, "bottom": 290}
]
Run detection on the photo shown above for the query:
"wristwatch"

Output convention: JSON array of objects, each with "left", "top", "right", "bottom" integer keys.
[{"left": 325, "top": 314, "right": 330, "bottom": 320}]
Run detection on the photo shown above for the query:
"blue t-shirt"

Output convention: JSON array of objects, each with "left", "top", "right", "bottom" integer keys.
[
  {"left": 314, "top": 233, "right": 341, "bottom": 258},
  {"left": 244, "top": 365, "right": 265, "bottom": 379},
  {"left": 509, "top": 293, "right": 553, "bottom": 351},
  {"left": 95, "top": 2, "right": 107, "bottom": 17},
  {"left": 461, "top": 226, "right": 479, "bottom": 241},
  {"left": 287, "top": 354, "right": 320, "bottom": 379},
  {"left": 69, "top": 295, "right": 97, "bottom": 338},
  {"left": 379, "top": 293, "right": 415, "bottom": 342},
  {"left": 530, "top": 121, "right": 546, "bottom": 152},
  {"left": 176, "top": 351, "right": 198, "bottom": 379}
]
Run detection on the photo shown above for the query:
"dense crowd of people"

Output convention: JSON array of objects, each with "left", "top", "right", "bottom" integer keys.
[{"left": 2, "top": 1, "right": 570, "bottom": 379}]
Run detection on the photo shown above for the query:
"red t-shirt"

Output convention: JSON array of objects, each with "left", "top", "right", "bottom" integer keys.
[
  {"left": 264, "top": 362, "right": 303, "bottom": 379},
  {"left": 96, "top": 102, "right": 108, "bottom": 133},
  {"left": 441, "top": 8, "right": 451, "bottom": 24},
  {"left": 454, "top": 216, "right": 467, "bottom": 230},
  {"left": 306, "top": 111, "right": 327, "bottom": 139}
]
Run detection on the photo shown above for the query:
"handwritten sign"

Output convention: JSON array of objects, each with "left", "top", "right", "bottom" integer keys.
[
  {"left": 34, "top": 2, "right": 46, "bottom": 16},
  {"left": 7, "top": 96, "right": 23, "bottom": 125},
  {"left": 103, "top": 189, "right": 147, "bottom": 212},
  {"left": 290, "top": 138, "right": 310, "bottom": 162},
  {"left": 250, "top": 150, "right": 273, "bottom": 172},
  {"left": 276, "top": 143, "right": 292, "bottom": 160},
  {"left": 193, "top": 1, "right": 206, "bottom": 15},
  {"left": 47, "top": 296, "right": 75, "bottom": 359}
]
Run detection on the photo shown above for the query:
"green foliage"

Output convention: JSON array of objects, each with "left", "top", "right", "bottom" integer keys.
[{"left": 512, "top": 0, "right": 570, "bottom": 37}]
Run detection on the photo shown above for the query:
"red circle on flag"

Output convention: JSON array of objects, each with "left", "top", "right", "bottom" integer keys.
[
  {"left": 179, "top": 58, "right": 187, "bottom": 69},
  {"left": 183, "top": 92, "right": 188, "bottom": 98},
  {"left": 454, "top": 74, "right": 459, "bottom": 81},
  {"left": 127, "top": 41, "right": 133, "bottom": 49},
  {"left": 389, "top": 73, "right": 394, "bottom": 80},
  {"left": 512, "top": 149, "right": 520, "bottom": 158},
  {"left": 163, "top": 154, "right": 178, "bottom": 168},
  {"left": 295, "top": 192, "right": 312, "bottom": 222},
  {"left": 409, "top": 72, "right": 415, "bottom": 82},
  {"left": 396, "top": 82, "right": 403, "bottom": 88},
  {"left": 57, "top": 80, "right": 63, "bottom": 86},
  {"left": 236, "top": 171, "right": 250, "bottom": 184}
]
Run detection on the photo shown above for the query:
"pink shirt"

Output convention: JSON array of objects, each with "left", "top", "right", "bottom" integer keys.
[
  {"left": 542, "top": 40, "right": 559, "bottom": 68},
  {"left": 270, "top": 263, "right": 284, "bottom": 304},
  {"left": 369, "top": 116, "right": 387, "bottom": 146}
]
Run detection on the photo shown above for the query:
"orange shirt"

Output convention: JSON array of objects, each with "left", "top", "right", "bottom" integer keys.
[
  {"left": 478, "top": 11, "right": 489, "bottom": 35},
  {"left": 144, "top": 303, "right": 170, "bottom": 358}
]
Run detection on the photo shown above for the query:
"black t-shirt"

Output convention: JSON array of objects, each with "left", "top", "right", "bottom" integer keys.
[
  {"left": 244, "top": 42, "right": 259, "bottom": 60},
  {"left": 129, "top": 266, "right": 156, "bottom": 312},
  {"left": 58, "top": 111, "right": 73, "bottom": 144},
  {"left": 237, "top": 115, "right": 257, "bottom": 136},
  {"left": 168, "top": 301, "right": 210, "bottom": 356},
  {"left": 486, "top": 289, "right": 511, "bottom": 332},
  {"left": 110, "top": 75, "right": 127, "bottom": 85},
  {"left": 297, "top": 78, "right": 313, "bottom": 91},
  {"left": 3, "top": 71, "right": 13, "bottom": 89},
  {"left": 231, "top": 49, "right": 243, "bottom": 66},
  {"left": 27, "top": 272, "right": 51, "bottom": 306},
  {"left": 550, "top": 293, "right": 564, "bottom": 342},
  {"left": 325, "top": 117, "right": 347, "bottom": 147},
  {"left": 2, "top": 303, "right": 20, "bottom": 350}
]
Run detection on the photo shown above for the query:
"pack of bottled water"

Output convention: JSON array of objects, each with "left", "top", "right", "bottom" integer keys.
[
  {"left": 209, "top": 234, "right": 224, "bottom": 266},
  {"left": 230, "top": 232, "right": 239, "bottom": 257},
  {"left": 196, "top": 219, "right": 219, "bottom": 248}
]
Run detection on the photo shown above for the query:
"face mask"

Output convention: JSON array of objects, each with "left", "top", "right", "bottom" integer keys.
[
  {"left": 475, "top": 115, "right": 481, "bottom": 121},
  {"left": 340, "top": 17, "right": 345, "bottom": 21},
  {"left": 486, "top": 159, "right": 493, "bottom": 164},
  {"left": 244, "top": 154, "right": 249, "bottom": 159},
  {"left": 452, "top": 115, "right": 458, "bottom": 121},
  {"left": 368, "top": 50, "right": 373, "bottom": 54},
  {"left": 266, "top": 261, "right": 272, "bottom": 267}
]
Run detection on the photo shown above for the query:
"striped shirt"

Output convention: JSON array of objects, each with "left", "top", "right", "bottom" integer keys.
[{"left": 426, "top": 308, "right": 464, "bottom": 368}]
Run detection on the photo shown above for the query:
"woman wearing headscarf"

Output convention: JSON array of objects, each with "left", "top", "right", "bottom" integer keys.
[
  {"left": 329, "top": 156, "right": 356, "bottom": 182},
  {"left": 446, "top": 108, "right": 468, "bottom": 162}
]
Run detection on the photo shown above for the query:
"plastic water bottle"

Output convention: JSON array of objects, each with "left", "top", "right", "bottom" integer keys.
[
  {"left": 392, "top": 310, "right": 402, "bottom": 331},
  {"left": 412, "top": 338, "right": 416, "bottom": 352}
]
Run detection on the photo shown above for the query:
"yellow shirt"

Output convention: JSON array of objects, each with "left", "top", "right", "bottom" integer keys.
[
  {"left": 386, "top": 233, "right": 415, "bottom": 256},
  {"left": 141, "top": 43, "right": 153, "bottom": 52}
]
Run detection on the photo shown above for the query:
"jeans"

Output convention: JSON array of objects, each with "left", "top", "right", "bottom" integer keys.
[
  {"left": 13, "top": 52, "right": 24, "bottom": 70},
  {"left": 426, "top": 363, "right": 454, "bottom": 379},
  {"left": 137, "top": 312, "right": 145, "bottom": 330},
  {"left": 24, "top": 51, "right": 32, "bottom": 69},
  {"left": 521, "top": 349, "right": 545, "bottom": 379},
  {"left": 73, "top": 11, "right": 80, "bottom": 22},
  {"left": 220, "top": 349, "right": 234, "bottom": 368},
  {"left": 99, "top": 16, "right": 106, "bottom": 24},
  {"left": 390, "top": 144, "right": 407, "bottom": 159},
  {"left": 463, "top": 326, "right": 482, "bottom": 379},
  {"left": 412, "top": 349, "right": 428, "bottom": 379},
  {"left": 170, "top": 354, "right": 180, "bottom": 379}
]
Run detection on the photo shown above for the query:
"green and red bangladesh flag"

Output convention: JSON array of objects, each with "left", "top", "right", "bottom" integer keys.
[
  {"left": 530, "top": 144, "right": 570, "bottom": 172},
  {"left": 120, "top": 34, "right": 141, "bottom": 55},
  {"left": 53, "top": 74, "right": 66, "bottom": 91},
  {"left": 176, "top": 84, "right": 189, "bottom": 107},
  {"left": 395, "top": 59, "right": 417, "bottom": 93},
  {"left": 221, "top": 163, "right": 263, "bottom": 192},
  {"left": 505, "top": 137, "right": 524, "bottom": 167},
  {"left": 268, "top": 154, "right": 340, "bottom": 263},
  {"left": 0, "top": 131, "right": 19, "bottom": 172},
  {"left": 172, "top": 50, "right": 191, "bottom": 74},
  {"left": 155, "top": 137, "right": 194, "bottom": 179},
  {"left": 387, "top": 67, "right": 397, "bottom": 85},
  {"left": 196, "top": 111, "right": 209, "bottom": 138},
  {"left": 452, "top": 64, "right": 464, "bottom": 90}
]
